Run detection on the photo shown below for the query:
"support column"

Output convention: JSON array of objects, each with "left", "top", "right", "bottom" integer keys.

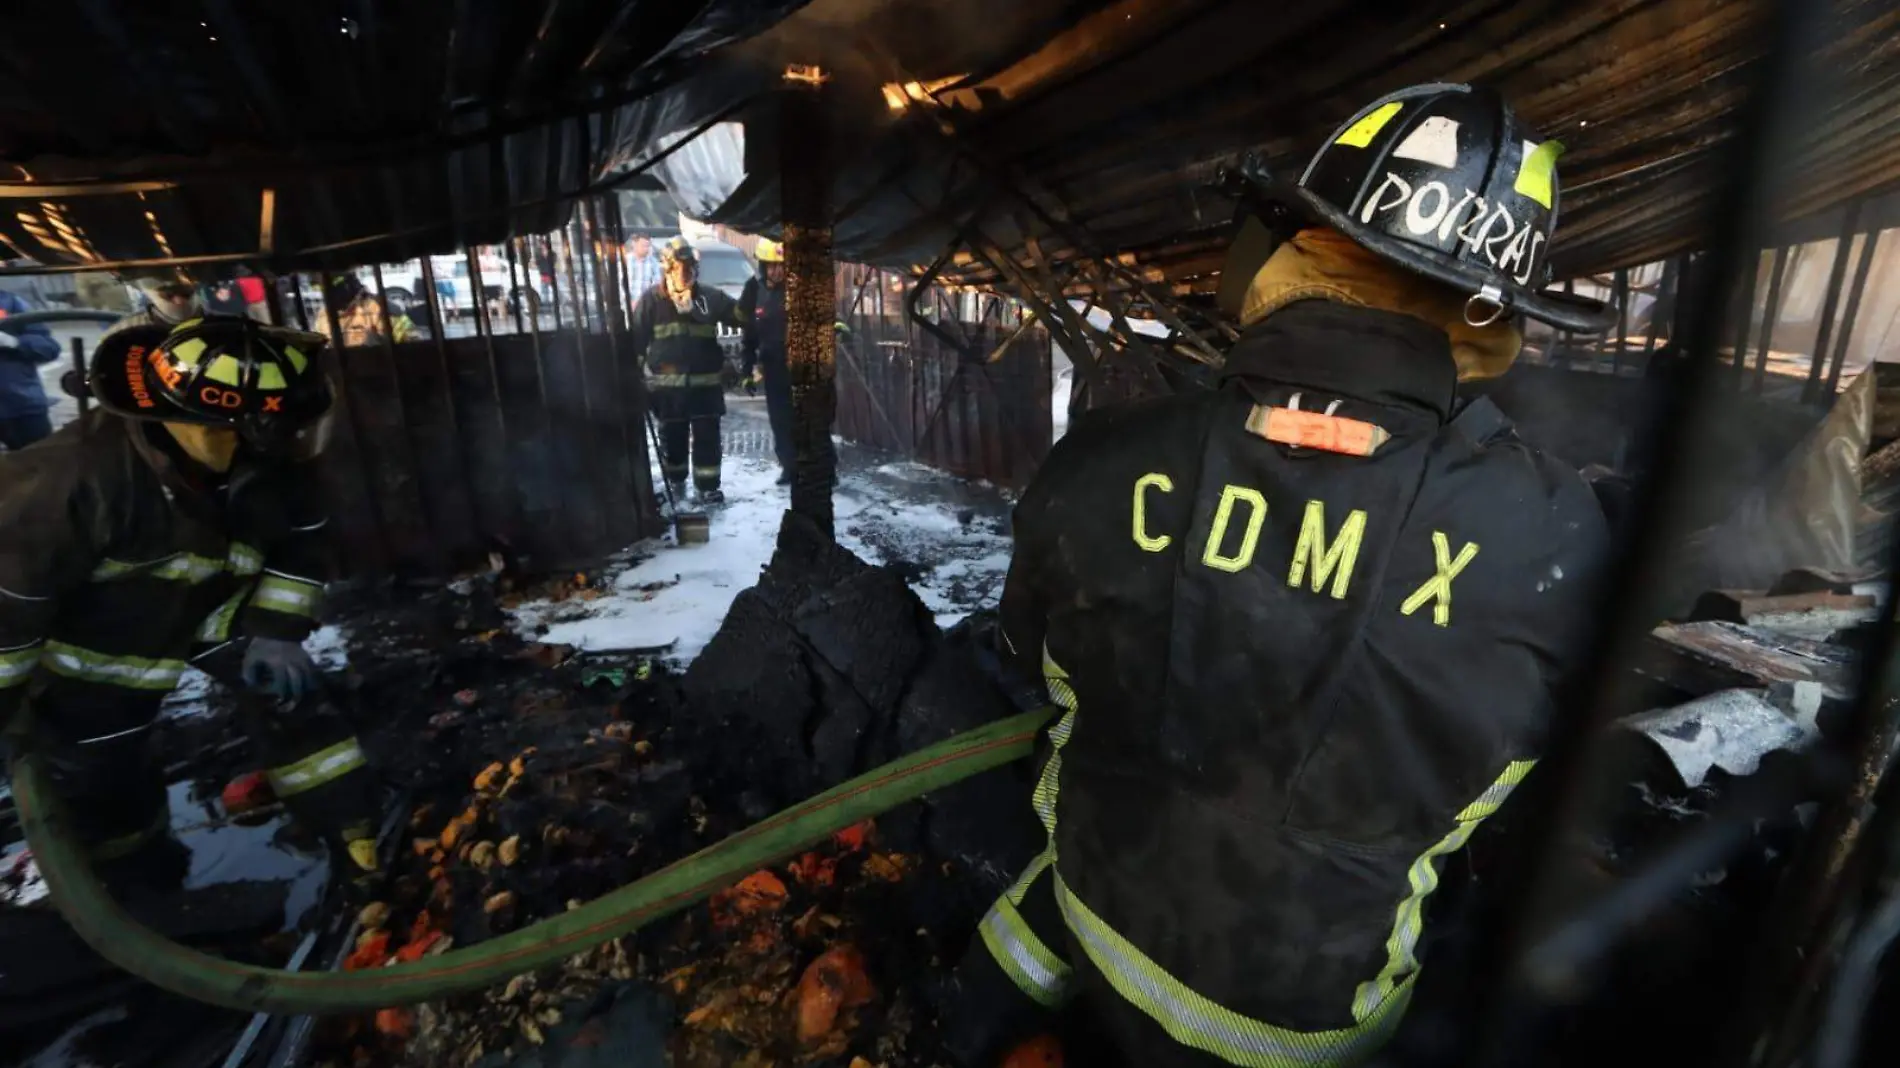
[{"left": 782, "top": 66, "right": 839, "bottom": 536}]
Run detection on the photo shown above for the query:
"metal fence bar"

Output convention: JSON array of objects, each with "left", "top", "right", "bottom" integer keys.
[
  {"left": 1753, "top": 245, "right": 1792, "bottom": 394},
  {"left": 1729, "top": 249, "right": 1762, "bottom": 388},
  {"left": 1466, "top": 0, "right": 1834, "bottom": 1061},
  {"left": 1611, "top": 269, "right": 1629, "bottom": 376},
  {"left": 1824, "top": 227, "right": 1881, "bottom": 397},
  {"left": 1803, "top": 201, "right": 1865, "bottom": 404}
]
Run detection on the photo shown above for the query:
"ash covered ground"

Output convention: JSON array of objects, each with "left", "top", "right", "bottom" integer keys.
[
  {"left": 508, "top": 401, "right": 1017, "bottom": 665},
  {"left": 294, "top": 406, "right": 1031, "bottom": 1068}
]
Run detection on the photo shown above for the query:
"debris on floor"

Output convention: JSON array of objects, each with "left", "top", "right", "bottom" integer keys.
[{"left": 296, "top": 505, "right": 1036, "bottom": 1068}]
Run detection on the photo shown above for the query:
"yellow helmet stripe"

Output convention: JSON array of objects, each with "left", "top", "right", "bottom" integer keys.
[
  {"left": 169, "top": 337, "right": 208, "bottom": 368},
  {"left": 204, "top": 354, "right": 243, "bottom": 386},
  {"left": 257, "top": 363, "right": 288, "bottom": 390}
]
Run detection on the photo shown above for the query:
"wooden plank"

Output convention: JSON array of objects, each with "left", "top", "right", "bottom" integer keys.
[
  {"left": 338, "top": 345, "right": 435, "bottom": 574},
  {"left": 581, "top": 332, "right": 641, "bottom": 547},
  {"left": 389, "top": 340, "right": 482, "bottom": 570},
  {"left": 489, "top": 335, "right": 571, "bottom": 571},
  {"left": 538, "top": 330, "right": 612, "bottom": 560},
  {"left": 438, "top": 337, "right": 520, "bottom": 558}
]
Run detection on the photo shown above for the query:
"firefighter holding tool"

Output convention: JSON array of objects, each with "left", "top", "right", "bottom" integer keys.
[
  {"left": 0, "top": 315, "right": 380, "bottom": 895},
  {"left": 948, "top": 83, "right": 1616, "bottom": 1067}
]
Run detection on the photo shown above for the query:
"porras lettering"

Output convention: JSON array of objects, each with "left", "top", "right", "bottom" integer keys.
[
  {"left": 1359, "top": 172, "right": 1546, "bottom": 287},
  {"left": 1130, "top": 472, "right": 1478, "bottom": 626}
]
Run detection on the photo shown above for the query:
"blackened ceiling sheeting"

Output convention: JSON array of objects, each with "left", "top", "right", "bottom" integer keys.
[
  {"left": 690, "top": 0, "right": 1900, "bottom": 299},
  {"left": 0, "top": 0, "right": 1896, "bottom": 303},
  {"left": 0, "top": 0, "right": 806, "bottom": 272}
]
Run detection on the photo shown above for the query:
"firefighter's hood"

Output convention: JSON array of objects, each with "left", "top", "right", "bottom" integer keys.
[{"left": 1239, "top": 228, "right": 1521, "bottom": 382}]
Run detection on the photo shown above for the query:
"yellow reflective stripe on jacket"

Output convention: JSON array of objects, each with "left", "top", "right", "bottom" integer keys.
[
  {"left": 653, "top": 322, "right": 720, "bottom": 339},
  {"left": 1033, "top": 649, "right": 1078, "bottom": 836},
  {"left": 92, "top": 553, "right": 225, "bottom": 584},
  {"left": 40, "top": 641, "right": 187, "bottom": 691},
  {"left": 0, "top": 640, "right": 42, "bottom": 689},
  {"left": 268, "top": 737, "right": 367, "bottom": 798},
  {"left": 1350, "top": 758, "right": 1538, "bottom": 1019},
  {"left": 980, "top": 889, "right": 1075, "bottom": 1008},
  {"left": 91, "top": 542, "right": 265, "bottom": 584},
  {"left": 649, "top": 372, "right": 725, "bottom": 388},
  {"left": 251, "top": 573, "right": 323, "bottom": 618},
  {"left": 1055, "top": 871, "right": 1411, "bottom": 1066},
  {"left": 984, "top": 645, "right": 1084, "bottom": 1006},
  {"left": 197, "top": 589, "right": 248, "bottom": 643},
  {"left": 228, "top": 543, "right": 264, "bottom": 576}
]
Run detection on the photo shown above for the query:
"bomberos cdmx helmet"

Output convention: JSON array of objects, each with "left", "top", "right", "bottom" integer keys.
[
  {"left": 1289, "top": 82, "right": 1614, "bottom": 333},
  {"left": 89, "top": 315, "right": 335, "bottom": 456}
]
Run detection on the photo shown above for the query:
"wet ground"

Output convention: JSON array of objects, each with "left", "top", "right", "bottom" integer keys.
[{"left": 512, "top": 399, "right": 1015, "bottom": 663}]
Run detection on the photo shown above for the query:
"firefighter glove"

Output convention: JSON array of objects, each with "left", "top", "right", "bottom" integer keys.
[
  {"left": 243, "top": 638, "right": 319, "bottom": 700},
  {"left": 0, "top": 330, "right": 17, "bottom": 349}
]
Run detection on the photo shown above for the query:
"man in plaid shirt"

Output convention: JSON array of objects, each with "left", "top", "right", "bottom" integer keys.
[{"left": 627, "top": 234, "right": 663, "bottom": 299}]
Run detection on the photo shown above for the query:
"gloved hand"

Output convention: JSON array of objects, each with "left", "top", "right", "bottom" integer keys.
[
  {"left": 242, "top": 638, "right": 319, "bottom": 700},
  {"left": 0, "top": 331, "right": 18, "bottom": 350}
]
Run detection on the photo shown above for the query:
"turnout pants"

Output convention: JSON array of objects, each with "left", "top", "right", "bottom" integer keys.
[
  {"left": 660, "top": 416, "right": 723, "bottom": 492},
  {"left": 762, "top": 365, "right": 795, "bottom": 471}
]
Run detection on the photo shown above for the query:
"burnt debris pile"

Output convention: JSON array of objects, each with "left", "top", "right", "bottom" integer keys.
[{"left": 308, "top": 515, "right": 1039, "bottom": 1067}]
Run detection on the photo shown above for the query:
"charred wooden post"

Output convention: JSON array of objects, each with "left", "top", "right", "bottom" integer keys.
[{"left": 782, "top": 65, "right": 839, "bottom": 536}]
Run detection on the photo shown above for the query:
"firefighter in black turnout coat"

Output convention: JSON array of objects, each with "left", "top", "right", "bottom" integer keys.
[
  {"left": 0, "top": 317, "right": 362, "bottom": 888},
  {"left": 633, "top": 238, "right": 746, "bottom": 503},
  {"left": 739, "top": 239, "right": 795, "bottom": 484},
  {"left": 949, "top": 84, "right": 1616, "bottom": 1067}
]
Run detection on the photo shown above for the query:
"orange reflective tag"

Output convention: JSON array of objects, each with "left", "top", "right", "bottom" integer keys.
[{"left": 1246, "top": 405, "right": 1390, "bottom": 457}]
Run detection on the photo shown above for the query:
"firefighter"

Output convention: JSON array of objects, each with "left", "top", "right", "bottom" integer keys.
[
  {"left": 949, "top": 84, "right": 1615, "bottom": 1067},
  {"left": 740, "top": 238, "right": 795, "bottom": 484},
  {"left": 108, "top": 268, "right": 208, "bottom": 336},
  {"left": 0, "top": 317, "right": 359, "bottom": 890},
  {"left": 314, "top": 271, "right": 417, "bottom": 347},
  {"left": 632, "top": 237, "right": 744, "bottom": 502}
]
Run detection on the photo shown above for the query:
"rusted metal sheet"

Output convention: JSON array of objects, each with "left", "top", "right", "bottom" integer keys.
[
  {"left": 833, "top": 268, "right": 1052, "bottom": 488},
  {"left": 314, "top": 333, "right": 661, "bottom": 579}
]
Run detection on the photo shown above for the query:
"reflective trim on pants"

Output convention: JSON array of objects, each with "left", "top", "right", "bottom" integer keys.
[
  {"left": 650, "top": 372, "right": 724, "bottom": 388},
  {"left": 0, "top": 639, "right": 41, "bottom": 689},
  {"left": 40, "top": 641, "right": 187, "bottom": 691},
  {"left": 268, "top": 737, "right": 367, "bottom": 798}
]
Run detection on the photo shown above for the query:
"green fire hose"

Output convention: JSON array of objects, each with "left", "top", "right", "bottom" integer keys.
[{"left": 11, "top": 709, "right": 1050, "bottom": 1015}]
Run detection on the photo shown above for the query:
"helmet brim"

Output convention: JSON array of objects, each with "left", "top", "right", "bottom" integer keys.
[
  {"left": 1289, "top": 187, "right": 1618, "bottom": 335},
  {"left": 85, "top": 325, "right": 221, "bottom": 424}
]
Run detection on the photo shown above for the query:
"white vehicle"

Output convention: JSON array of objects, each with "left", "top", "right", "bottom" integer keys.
[{"left": 377, "top": 255, "right": 515, "bottom": 321}]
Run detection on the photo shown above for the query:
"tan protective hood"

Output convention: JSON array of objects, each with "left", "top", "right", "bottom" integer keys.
[{"left": 1239, "top": 228, "right": 1522, "bottom": 382}]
